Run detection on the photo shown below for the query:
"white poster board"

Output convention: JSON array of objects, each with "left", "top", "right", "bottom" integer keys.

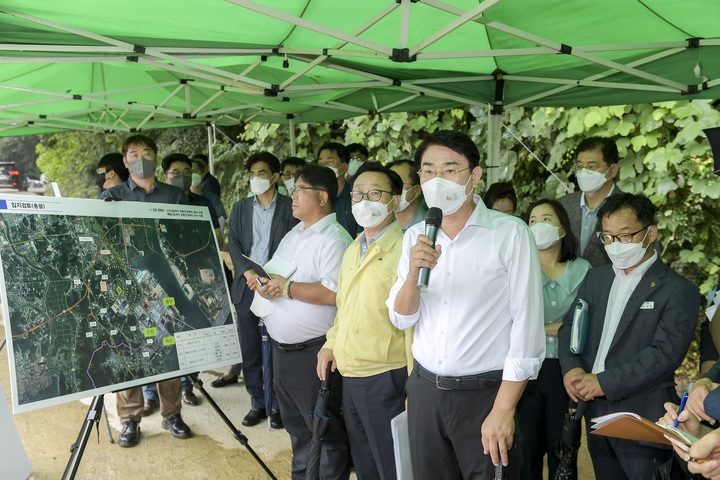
[
  {"left": 0, "top": 384, "right": 32, "bottom": 479},
  {"left": 0, "top": 195, "right": 241, "bottom": 413}
]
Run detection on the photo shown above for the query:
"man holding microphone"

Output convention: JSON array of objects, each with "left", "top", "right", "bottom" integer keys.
[{"left": 387, "top": 130, "right": 545, "bottom": 479}]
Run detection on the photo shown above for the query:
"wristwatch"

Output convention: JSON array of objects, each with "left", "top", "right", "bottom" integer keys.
[{"left": 282, "top": 281, "right": 294, "bottom": 299}]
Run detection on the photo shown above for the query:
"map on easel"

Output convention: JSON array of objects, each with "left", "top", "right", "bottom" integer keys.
[{"left": 0, "top": 195, "right": 242, "bottom": 413}]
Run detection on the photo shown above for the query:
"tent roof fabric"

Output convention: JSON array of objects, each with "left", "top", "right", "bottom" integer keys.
[{"left": 1, "top": 0, "right": 719, "bottom": 136}]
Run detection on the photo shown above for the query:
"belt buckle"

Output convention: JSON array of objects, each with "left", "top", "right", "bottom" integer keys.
[{"left": 435, "top": 374, "right": 451, "bottom": 391}]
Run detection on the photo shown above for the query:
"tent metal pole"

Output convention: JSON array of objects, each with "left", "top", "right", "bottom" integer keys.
[
  {"left": 486, "top": 70, "right": 504, "bottom": 188},
  {"left": 504, "top": 48, "right": 686, "bottom": 108},
  {"left": 409, "top": 0, "right": 501, "bottom": 56},
  {"left": 289, "top": 118, "right": 297, "bottom": 157},
  {"left": 279, "top": 3, "right": 397, "bottom": 91},
  {"left": 399, "top": 0, "right": 411, "bottom": 49},
  {"left": 377, "top": 93, "right": 421, "bottom": 113},
  {"left": 486, "top": 112, "right": 501, "bottom": 188},
  {"left": 226, "top": 0, "right": 392, "bottom": 56},
  {"left": 423, "top": 0, "right": 688, "bottom": 91},
  {"left": 208, "top": 124, "right": 215, "bottom": 175}
]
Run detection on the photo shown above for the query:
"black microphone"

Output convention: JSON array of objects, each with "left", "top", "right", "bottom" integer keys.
[{"left": 417, "top": 207, "right": 443, "bottom": 289}]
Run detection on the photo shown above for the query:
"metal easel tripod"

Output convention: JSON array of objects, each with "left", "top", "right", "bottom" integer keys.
[
  {"left": 62, "top": 394, "right": 114, "bottom": 480},
  {"left": 190, "top": 376, "right": 277, "bottom": 480}
]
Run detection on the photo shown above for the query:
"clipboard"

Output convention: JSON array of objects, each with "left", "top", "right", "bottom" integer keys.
[
  {"left": 242, "top": 254, "right": 297, "bottom": 280},
  {"left": 241, "top": 254, "right": 270, "bottom": 279}
]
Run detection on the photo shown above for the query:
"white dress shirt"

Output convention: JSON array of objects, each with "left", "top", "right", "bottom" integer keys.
[
  {"left": 592, "top": 251, "right": 658, "bottom": 374},
  {"left": 386, "top": 200, "right": 546, "bottom": 381},
  {"left": 264, "top": 213, "right": 352, "bottom": 344}
]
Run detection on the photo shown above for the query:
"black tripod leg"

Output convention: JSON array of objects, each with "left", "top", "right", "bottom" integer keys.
[
  {"left": 62, "top": 395, "right": 105, "bottom": 480},
  {"left": 190, "top": 377, "right": 277, "bottom": 480},
  {"left": 102, "top": 402, "right": 114, "bottom": 443}
]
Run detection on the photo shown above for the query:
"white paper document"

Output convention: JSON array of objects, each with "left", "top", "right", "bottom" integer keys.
[{"left": 391, "top": 410, "right": 414, "bottom": 480}]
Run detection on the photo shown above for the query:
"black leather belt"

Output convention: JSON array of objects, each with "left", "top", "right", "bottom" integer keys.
[
  {"left": 415, "top": 360, "right": 502, "bottom": 391},
  {"left": 273, "top": 336, "right": 325, "bottom": 353}
]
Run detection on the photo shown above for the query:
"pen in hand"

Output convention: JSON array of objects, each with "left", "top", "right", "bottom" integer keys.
[
  {"left": 256, "top": 277, "right": 271, "bottom": 299},
  {"left": 674, "top": 390, "right": 690, "bottom": 428}
]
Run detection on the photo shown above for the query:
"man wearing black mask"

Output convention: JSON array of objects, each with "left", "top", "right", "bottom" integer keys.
[{"left": 95, "top": 153, "right": 129, "bottom": 198}]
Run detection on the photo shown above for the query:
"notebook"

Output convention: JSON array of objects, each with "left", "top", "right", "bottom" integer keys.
[{"left": 590, "top": 411, "right": 698, "bottom": 447}]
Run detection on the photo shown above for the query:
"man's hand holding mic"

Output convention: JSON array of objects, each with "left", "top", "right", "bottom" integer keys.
[
  {"left": 409, "top": 235, "right": 442, "bottom": 284},
  {"left": 413, "top": 207, "right": 443, "bottom": 289},
  {"left": 394, "top": 207, "right": 443, "bottom": 316}
]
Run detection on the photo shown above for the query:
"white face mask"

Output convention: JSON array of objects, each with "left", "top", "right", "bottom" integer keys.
[
  {"left": 191, "top": 173, "right": 202, "bottom": 187},
  {"left": 347, "top": 159, "right": 364, "bottom": 177},
  {"left": 422, "top": 176, "right": 471, "bottom": 216},
  {"left": 576, "top": 168, "right": 609, "bottom": 193},
  {"left": 327, "top": 165, "right": 342, "bottom": 178},
  {"left": 250, "top": 176, "right": 272, "bottom": 195},
  {"left": 396, "top": 187, "right": 414, "bottom": 212},
  {"left": 604, "top": 229, "right": 650, "bottom": 269},
  {"left": 530, "top": 222, "right": 562, "bottom": 250},
  {"left": 351, "top": 199, "right": 392, "bottom": 229},
  {"left": 283, "top": 177, "right": 295, "bottom": 192}
]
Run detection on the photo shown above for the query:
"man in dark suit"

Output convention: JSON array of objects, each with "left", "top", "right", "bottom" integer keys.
[
  {"left": 558, "top": 137, "right": 623, "bottom": 267},
  {"left": 191, "top": 153, "right": 222, "bottom": 197},
  {"left": 317, "top": 142, "right": 359, "bottom": 238},
  {"left": 214, "top": 151, "right": 298, "bottom": 429},
  {"left": 558, "top": 193, "right": 699, "bottom": 480}
]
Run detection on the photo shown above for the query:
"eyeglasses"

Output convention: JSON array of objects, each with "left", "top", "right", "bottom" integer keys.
[
  {"left": 418, "top": 167, "right": 470, "bottom": 182},
  {"left": 289, "top": 186, "right": 325, "bottom": 196},
  {"left": 596, "top": 226, "right": 648, "bottom": 245},
  {"left": 574, "top": 163, "right": 609, "bottom": 173},
  {"left": 167, "top": 169, "right": 191, "bottom": 177},
  {"left": 349, "top": 189, "right": 393, "bottom": 203},
  {"left": 249, "top": 171, "right": 272, "bottom": 179},
  {"left": 281, "top": 172, "right": 295, "bottom": 179}
]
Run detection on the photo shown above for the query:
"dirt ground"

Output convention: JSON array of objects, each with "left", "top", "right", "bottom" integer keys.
[{"left": 1, "top": 317, "right": 594, "bottom": 480}]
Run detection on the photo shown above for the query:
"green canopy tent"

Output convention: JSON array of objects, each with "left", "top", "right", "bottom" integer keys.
[{"left": 1, "top": 0, "right": 719, "bottom": 180}]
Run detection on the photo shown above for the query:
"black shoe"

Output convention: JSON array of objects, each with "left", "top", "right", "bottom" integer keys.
[
  {"left": 118, "top": 420, "right": 140, "bottom": 447},
  {"left": 242, "top": 408, "right": 267, "bottom": 427},
  {"left": 162, "top": 413, "right": 192, "bottom": 439},
  {"left": 182, "top": 390, "right": 199, "bottom": 406},
  {"left": 270, "top": 409, "right": 283, "bottom": 429},
  {"left": 210, "top": 375, "right": 238, "bottom": 388},
  {"left": 143, "top": 399, "right": 157, "bottom": 416}
]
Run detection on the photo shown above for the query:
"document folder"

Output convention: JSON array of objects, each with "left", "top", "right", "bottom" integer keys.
[{"left": 590, "top": 411, "right": 698, "bottom": 448}]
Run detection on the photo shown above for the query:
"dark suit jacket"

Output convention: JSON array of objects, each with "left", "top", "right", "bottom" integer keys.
[
  {"left": 335, "top": 182, "right": 359, "bottom": 238},
  {"left": 557, "top": 187, "right": 625, "bottom": 267},
  {"left": 227, "top": 193, "right": 297, "bottom": 304},
  {"left": 558, "top": 259, "right": 699, "bottom": 420},
  {"left": 202, "top": 173, "right": 222, "bottom": 197}
]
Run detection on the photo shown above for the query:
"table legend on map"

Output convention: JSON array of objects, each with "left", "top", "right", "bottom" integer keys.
[{"left": 175, "top": 325, "right": 241, "bottom": 369}]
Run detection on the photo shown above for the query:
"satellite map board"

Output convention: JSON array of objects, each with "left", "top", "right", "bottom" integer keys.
[{"left": 0, "top": 195, "right": 241, "bottom": 413}]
